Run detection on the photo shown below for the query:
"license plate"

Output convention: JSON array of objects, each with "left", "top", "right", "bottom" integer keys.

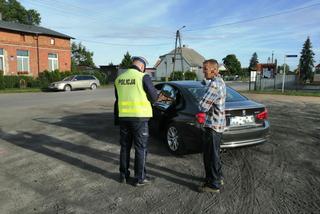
[{"left": 230, "top": 116, "right": 255, "bottom": 126}]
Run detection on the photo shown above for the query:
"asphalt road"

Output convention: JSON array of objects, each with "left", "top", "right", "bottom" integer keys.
[{"left": 0, "top": 89, "right": 319, "bottom": 214}]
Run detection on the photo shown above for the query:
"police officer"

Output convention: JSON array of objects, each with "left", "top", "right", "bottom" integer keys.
[{"left": 114, "top": 56, "right": 157, "bottom": 186}]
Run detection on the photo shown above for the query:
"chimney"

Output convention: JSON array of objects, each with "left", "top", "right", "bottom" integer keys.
[{"left": 0, "top": 12, "right": 2, "bottom": 21}]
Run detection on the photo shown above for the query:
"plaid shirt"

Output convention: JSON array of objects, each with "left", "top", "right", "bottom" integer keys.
[{"left": 199, "top": 75, "right": 226, "bottom": 133}]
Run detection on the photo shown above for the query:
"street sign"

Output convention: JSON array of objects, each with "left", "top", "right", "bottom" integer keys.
[
  {"left": 282, "top": 54, "right": 298, "bottom": 93},
  {"left": 250, "top": 71, "right": 257, "bottom": 82}
]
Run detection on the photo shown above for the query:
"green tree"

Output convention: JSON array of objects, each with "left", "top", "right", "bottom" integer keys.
[
  {"left": 249, "top": 52, "right": 259, "bottom": 71},
  {"left": 277, "top": 64, "right": 290, "bottom": 73},
  {"left": 0, "top": 0, "right": 41, "bottom": 25},
  {"left": 120, "top": 52, "right": 132, "bottom": 68},
  {"left": 299, "top": 37, "right": 315, "bottom": 82},
  {"left": 222, "top": 54, "right": 241, "bottom": 75},
  {"left": 71, "top": 42, "right": 95, "bottom": 69}
]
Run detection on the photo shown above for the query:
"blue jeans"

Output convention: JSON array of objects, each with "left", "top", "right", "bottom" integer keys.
[
  {"left": 119, "top": 120, "right": 149, "bottom": 182},
  {"left": 202, "top": 128, "right": 223, "bottom": 189}
]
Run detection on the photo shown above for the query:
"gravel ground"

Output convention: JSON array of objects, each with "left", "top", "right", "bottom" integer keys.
[{"left": 0, "top": 91, "right": 319, "bottom": 214}]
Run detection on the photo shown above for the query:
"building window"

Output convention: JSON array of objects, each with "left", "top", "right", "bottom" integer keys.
[
  {"left": 0, "top": 48, "right": 4, "bottom": 72},
  {"left": 48, "top": 53, "right": 58, "bottom": 71},
  {"left": 17, "top": 50, "right": 30, "bottom": 73},
  {"left": 50, "top": 38, "right": 55, "bottom": 45}
]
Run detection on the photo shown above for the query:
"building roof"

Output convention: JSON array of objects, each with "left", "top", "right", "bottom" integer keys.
[
  {"left": 0, "top": 20, "right": 74, "bottom": 39},
  {"left": 219, "top": 64, "right": 226, "bottom": 71},
  {"left": 316, "top": 64, "right": 320, "bottom": 69},
  {"left": 160, "top": 47, "right": 205, "bottom": 67}
]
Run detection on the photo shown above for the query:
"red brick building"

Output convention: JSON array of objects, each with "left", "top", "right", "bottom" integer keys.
[
  {"left": 256, "top": 63, "right": 277, "bottom": 78},
  {"left": 0, "top": 20, "right": 73, "bottom": 77}
]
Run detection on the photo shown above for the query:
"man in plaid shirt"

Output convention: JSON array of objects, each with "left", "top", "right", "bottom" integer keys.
[{"left": 198, "top": 59, "right": 226, "bottom": 193}]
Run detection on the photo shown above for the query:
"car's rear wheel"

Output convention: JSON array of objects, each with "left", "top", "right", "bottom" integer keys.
[
  {"left": 64, "top": 84, "right": 71, "bottom": 92},
  {"left": 90, "top": 83, "right": 97, "bottom": 90},
  {"left": 166, "top": 124, "right": 185, "bottom": 155}
]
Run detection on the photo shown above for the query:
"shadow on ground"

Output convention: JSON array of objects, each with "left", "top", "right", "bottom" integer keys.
[
  {"left": 0, "top": 129, "right": 202, "bottom": 191},
  {"left": 33, "top": 112, "right": 199, "bottom": 156}
]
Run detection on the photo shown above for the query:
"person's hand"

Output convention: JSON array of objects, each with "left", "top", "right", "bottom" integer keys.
[{"left": 157, "top": 93, "right": 166, "bottom": 102}]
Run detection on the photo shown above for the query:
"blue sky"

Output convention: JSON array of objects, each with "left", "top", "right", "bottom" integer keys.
[{"left": 20, "top": 0, "right": 320, "bottom": 69}]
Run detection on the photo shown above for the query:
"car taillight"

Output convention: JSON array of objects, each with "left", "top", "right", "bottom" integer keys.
[
  {"left": 196, "top": 112, "right": 206, "bottom": 124},
  {"left": 256, "top": 109, "right": 268, "bottom": 120}
]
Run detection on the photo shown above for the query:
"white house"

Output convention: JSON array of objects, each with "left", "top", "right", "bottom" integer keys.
[{"left": 155, "top": 46, "right": 205, "bottom": 80}]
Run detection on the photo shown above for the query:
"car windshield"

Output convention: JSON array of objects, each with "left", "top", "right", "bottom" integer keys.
[
  {"left": 187, "top": 87, "right": 247, "bottom": 102},
  {"left": 62, "top": 76, "right": 74, "bottom": 81}
]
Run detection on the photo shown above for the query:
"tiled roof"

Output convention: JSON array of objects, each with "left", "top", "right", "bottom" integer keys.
[
  {"left": 161, "top": 47, "right": 205, "bottom": 67},
  {"left": 0, "top": 20, "right": 74, "bottom": 39}
]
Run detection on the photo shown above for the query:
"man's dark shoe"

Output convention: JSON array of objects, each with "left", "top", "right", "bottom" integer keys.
[
  {"left": 198, "top": 184, "right": 220, "bottom": 193},
  {"left": 134, "top": 178, "right": 152, "bottom": 187}
]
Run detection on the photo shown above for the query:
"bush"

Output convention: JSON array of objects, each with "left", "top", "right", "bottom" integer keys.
[
  {"left": 170, "top": 71, "right": 184, "bottom": 81},
  {"left": 0, "top": 70, "right": 4, "bottom": 90},
  {"left": 184, "top": 71, "right": 197, "bottom": 80},
  {"left": 0, "top": 69, "right": 108, "bottom": 90},
  {"left": 1, "top": 75, "right": 40, "bottom": 89}
]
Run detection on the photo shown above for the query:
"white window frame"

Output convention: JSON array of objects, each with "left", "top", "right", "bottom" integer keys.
[
  {"left": 0, "top": 48, "right": 4, "bottom": 72},
  {"left": 50, "top": 38, "right": 55, "bottom": 45},
  {"left": 48, "top": 53, "right": 59, "bottom": 71},
  {"left": 17, "top": 50, "right": 30, "bottom": 73}
]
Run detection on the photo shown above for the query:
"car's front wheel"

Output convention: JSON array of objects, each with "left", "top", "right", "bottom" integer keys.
[
  {"left": 64, "top": 85, "right": 72, "bottom": 92},
  {"left": 166, "top": 124, "right": 185, "bottom": 155},
  {"left": 90, "top": 83, "right": 97, "bottom": 90}
]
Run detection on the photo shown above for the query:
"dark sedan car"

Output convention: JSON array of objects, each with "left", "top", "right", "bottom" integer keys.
[{"left": 150, "top": 81, "right": 270, "bottom": 154}]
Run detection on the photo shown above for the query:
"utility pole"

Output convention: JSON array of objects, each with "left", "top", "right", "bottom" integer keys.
[{"left": 172, "top": 26, "right": 185, "bottom": 80}]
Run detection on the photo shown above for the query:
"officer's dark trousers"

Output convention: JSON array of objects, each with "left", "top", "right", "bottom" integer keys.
[
  {"left": 202, "top": 128, "right": 223, "bottom": 189},
  {"left": 119, "top": 120, "right": 149, "bottom": 182}
]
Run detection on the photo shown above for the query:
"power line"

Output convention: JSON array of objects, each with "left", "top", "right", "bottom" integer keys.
[
  {"left": 75, "top": 38, "right": 172, "bottom": 47},
  {"left": 187, "top": 2, "right": 320, "bottom": 32}
]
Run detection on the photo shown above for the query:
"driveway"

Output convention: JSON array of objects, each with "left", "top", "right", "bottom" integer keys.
[{"left": 0, "top": 89, "right": 319, "bottom": 213}]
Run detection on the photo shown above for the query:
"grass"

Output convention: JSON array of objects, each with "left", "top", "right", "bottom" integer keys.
[
  {"left": 0, "top": 88, "right": 42, "bottom": 93},
  {"left": 242, "top": 89, "right": 320, "bottom": 97}
]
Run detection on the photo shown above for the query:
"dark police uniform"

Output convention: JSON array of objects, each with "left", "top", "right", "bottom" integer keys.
[{"left": 114, "top": 64, "right": 157, "bottom": 185}]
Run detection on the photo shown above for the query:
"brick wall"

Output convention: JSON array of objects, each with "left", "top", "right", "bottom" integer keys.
[{"left": 0, "top": 30, "right": 71, "bottom": 77}]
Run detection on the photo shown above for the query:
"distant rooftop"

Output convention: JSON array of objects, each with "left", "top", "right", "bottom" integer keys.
[
  {"left": 0, "top": 20, "right": 74, "bottom": 39},
  {"left": 161, "top": 46, "right": 205, "bottom": 67}
]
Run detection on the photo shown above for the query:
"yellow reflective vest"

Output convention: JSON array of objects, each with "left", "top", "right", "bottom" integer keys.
[{"left": 115, "top": 69, "right": 153, "bottom": 118}]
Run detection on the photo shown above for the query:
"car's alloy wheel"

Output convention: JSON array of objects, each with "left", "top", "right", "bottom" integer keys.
[
  {"left": 64, "top": 85, "right": 71, "bottom": 92},
  {"left": 90, "top": 84, "right": 97, "bottom": 90},
  {"left": 167, "top": 126, "right": 180, "bottom": 152}
]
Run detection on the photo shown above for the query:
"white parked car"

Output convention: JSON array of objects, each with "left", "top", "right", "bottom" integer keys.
[{"left": 48, "top": 75, "right": 100, "bottom": 91}]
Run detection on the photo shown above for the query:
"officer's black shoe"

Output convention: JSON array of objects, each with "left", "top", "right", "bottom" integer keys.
[
  {"left": 198, "top": 183, "right": 220, "bottom": 193},
  {"left": 134, "top": 178, "right": 152, "bottom": 187},
  {"left": 119, "top": 176, "right": 130, "bottom": 184}
]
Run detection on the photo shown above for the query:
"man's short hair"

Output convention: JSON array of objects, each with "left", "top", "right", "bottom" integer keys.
[{"left": 203, "top": 59, "right": 218, "bottom": 67}]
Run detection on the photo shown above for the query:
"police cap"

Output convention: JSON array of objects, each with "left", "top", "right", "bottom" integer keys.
[{"left": 131, "top": 56, "right": 148, "bottom": 68}]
